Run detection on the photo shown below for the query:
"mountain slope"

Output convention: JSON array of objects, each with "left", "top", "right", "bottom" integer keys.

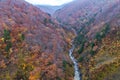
[
  {"left": 54, "top": 0, "right": 120, "bottom": 80},
  {"left": 54, "top": 0, "right": 120, "bottom": 31},
  {"left": 1, "top": 0, "right": 120, "bottom": 80},
  {"left": 0, "top": 0, "right": 75, "bottom": 80}
]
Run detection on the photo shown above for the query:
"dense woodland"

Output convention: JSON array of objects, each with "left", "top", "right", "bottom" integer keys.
[
  {"left": 0, "top": 0, "right": 120, "bottom": 80},
  {"left": 54, "top": 0, "right": 120, "bottom": 80}
]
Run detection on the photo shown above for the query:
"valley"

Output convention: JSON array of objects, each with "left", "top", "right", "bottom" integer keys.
[{"left": 0, "top": 0, "right": 120, "bottom": 80}]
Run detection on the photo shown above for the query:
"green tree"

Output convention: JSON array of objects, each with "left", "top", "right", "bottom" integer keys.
[
  {"left": 3, "top": 29, "right": 12, "bottom": 52},
  {"left": 78, "top": 43, "right": 84, "bottom": 54},
  {"left": 20, "top": 34, "right": 25, "bottom": 41},
  {"left": 95, "top": 23, "right": 110, "bottom": 41},
  {"left": 3, "top": 29, "right": 11, "bottom": 42},
  {"left": 78, "top": 56, "right": 84, "bottom": 62}
]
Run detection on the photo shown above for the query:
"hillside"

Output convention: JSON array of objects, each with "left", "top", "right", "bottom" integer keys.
[
  {"left": 54, "top": 0, "right": 119, "bottom": 31},
  {"left": 54, "top": 0, "right": 120, "bottom": 80},
  {"left": 0, "top": 0, "right": 120, "bottom": 80},
  {"left": 0, "top": 0, "right": 75, "bottom": 80}
]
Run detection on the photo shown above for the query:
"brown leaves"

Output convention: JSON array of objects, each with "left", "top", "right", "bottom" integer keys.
[
  {"left": 0, "top": 0, "right": 74, "bottom": 79},
  {"left": 0, "top": 60, "right": 6, "bottom": 68},
  {"left": 92, "top": 46, "right": 98, "bottom": 51}
]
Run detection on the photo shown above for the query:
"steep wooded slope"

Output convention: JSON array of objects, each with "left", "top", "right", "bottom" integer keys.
[
  {"left": 0, "top": 0, "right": 75, "bottom": 80},
  {"left": 54, "top": 0, "right": 120, "bottom": 32},
  {"left": 54, "top": 0, "right": 120, "bottom": 80}
]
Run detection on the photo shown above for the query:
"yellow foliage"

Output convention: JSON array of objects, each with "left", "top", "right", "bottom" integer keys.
[
  {"left": 18, "top": 33, "right": 22, "bottom": 37},
  {"left": 29, "top": 68, "right": 40, "bottom": 80},
  {"left": 66, "top": 38, "right": 71, "bottom": 43},
  {"left": 5, "top": 72, "right": 11, "bottom": 80},
  {"left": 88, "top": 36, "right": 120, "bottom": 80},
  {"left": 9, "top": 48, "right": 13, "bottom": 53},
  {"left": 22, "top": 63, "right": 27, "bottom": 70},
  {"left": 1, "top": 38, "right": 4, "bottom": 42}
]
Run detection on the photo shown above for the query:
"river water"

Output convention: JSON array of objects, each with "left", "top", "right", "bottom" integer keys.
[{"left": 69, "top": 45, "right": 81, "bottom": 80}]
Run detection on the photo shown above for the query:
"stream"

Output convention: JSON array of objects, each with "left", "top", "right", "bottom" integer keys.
[{"left": 69, "top": 45, "right": 81, "bottom": 80}]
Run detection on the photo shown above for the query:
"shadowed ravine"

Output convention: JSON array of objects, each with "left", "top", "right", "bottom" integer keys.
[{"left": 69, "top": 44, "right": 81, "bottom": 80}]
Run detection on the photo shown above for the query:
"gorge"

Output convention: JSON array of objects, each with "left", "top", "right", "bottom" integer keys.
[{"left": 0, "top": 0, "right": 120, "bottom": 80}]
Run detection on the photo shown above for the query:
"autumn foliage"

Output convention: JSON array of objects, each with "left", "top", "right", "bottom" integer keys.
[{"left": 0, "top": 0, "right": 75, "bottom": 80}]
